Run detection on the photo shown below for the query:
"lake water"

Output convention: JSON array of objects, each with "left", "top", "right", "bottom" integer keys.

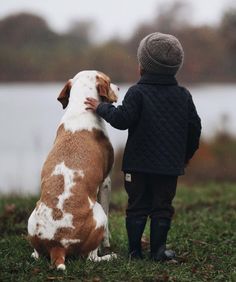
[{"left": 1, "top": 82, "right": 236, "bottom": 194}]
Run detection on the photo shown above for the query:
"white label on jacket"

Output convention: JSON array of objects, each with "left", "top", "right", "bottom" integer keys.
[{"left": 125, "top": 173, "right": 132, "bottom": 182}]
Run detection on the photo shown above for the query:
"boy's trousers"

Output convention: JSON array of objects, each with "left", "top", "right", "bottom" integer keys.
[{"left": 124, "top": 172, "right": 178, "bottom": 219}]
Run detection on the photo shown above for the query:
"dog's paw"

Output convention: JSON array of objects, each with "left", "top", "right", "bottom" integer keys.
[
  {"left": 57, "top": 264, "right": 66, "bottom": 271},
  {"left": 111, "top": 252, "right": 118, "bottom": 259},
  {"left": 105, "top": 252, "right": 118, "bottom": 261},
  {"left": 98, "top": 252, "right": 118, "bottom": 261},
  {"left": 88, "top": 248, "right": 117, "bottom": 262},
  {"left": 31, "top": 249, "right": 39, "bottom": 260}
]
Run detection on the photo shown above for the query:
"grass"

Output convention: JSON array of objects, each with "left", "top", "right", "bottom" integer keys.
[{"left": 0, "top": 183, "right": 236, "bottom": 281}]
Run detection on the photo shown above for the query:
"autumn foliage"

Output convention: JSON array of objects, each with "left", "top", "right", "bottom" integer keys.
[{"left": 184, "top": 133, "right": 236, "bottom": 184}]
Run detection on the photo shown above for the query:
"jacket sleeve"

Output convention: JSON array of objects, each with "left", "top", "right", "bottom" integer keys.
[
  {"left": 185, "top": 94, "right": 202, "bottom": 164},
  {"left": 96, "top": 87, "right": 142, "bottom": 130}
]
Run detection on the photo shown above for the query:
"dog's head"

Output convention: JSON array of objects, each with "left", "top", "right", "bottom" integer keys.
[{"left": 57, "top": 71, "right": 119, "bottom": 109}]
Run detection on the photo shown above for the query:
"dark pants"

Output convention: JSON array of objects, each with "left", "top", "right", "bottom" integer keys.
[{"left": 124, "top": 172, "right": 177, "bottom": 219}]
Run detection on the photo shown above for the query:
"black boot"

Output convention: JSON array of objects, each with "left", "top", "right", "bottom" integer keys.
[
  {"left": 150, "top": 217, "right": 175, "bottom": 261},
  {"left": 126, "top": 216, "right": 147, "bottom": 259}
]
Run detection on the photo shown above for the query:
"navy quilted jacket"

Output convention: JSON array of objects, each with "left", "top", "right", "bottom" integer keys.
[{"left": 96, "top": 73, "right": 201, "bottom": 175}]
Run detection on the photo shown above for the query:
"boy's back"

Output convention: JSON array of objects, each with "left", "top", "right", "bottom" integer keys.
[
  {"left": 97, "top": 72, "right": 200, "bottom": 176},
  {"left": 122, "top": 74, "right": 199, "bottom": 175}
]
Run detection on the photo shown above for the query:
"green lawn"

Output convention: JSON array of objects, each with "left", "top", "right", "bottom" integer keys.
[{"left": 0, "top": 183, "right": 236, "bottom": 281}]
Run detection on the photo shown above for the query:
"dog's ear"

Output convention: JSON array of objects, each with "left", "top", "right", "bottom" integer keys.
[
  {"left": 96, "top": 74, "right": 110, "bottom": 100},
  {"left": 57, "top": 80, "right": 72, "bottom": 109}
]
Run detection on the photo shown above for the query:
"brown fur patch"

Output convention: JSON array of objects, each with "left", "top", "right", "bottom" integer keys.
[
  {"left": 96, "top": 72, "right": 117, "bottom": 103},
  {"left": 57, "top": 80, "right": 72, "bottom": 109},
  {"left": 52, "top": 208, "right": 63, "bottom": 220}
]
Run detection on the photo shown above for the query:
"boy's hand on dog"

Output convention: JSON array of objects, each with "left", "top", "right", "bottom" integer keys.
[{"left": 84, "top": 97, "right": 100, "bottom": 111}]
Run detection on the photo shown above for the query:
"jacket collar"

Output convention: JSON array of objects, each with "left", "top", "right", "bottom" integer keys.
[{"left": 137, "top": 73, "right": 178, "bottom": 85}]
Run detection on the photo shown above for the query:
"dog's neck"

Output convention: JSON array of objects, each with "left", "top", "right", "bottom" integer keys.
[{"left": 59, "top": 76, "right": 107, "bottom": 134}]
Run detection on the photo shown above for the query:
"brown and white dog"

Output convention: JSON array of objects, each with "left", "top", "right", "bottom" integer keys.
[{"left": 27, "top": 70, "right": 119, "bottom": 270}]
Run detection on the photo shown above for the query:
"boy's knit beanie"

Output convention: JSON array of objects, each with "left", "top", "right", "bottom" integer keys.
[{"left": 137, "top": 32, "right": 184, "bottom": 75}]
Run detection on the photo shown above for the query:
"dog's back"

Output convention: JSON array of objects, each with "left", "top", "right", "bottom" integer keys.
[{"left": 28, "top": 124, "right": 114, "bottom": 252}]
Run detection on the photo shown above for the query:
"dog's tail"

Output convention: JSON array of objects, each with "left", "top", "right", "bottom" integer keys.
[{"left": 50, "top": 247, "right": 66, "bottom": 271}]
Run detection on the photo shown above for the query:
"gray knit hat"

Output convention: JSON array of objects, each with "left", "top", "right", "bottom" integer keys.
[{"left": 137, "top": 32, "right": 184, "bottom": 75}]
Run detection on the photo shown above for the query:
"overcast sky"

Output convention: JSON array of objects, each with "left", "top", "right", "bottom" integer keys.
[{"left": 1, "top": 0, "right": 235, "bottom": 41}]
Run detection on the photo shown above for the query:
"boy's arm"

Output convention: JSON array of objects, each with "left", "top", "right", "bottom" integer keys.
[
  {"left": 185, "top": 95, "right": 202, "bottom": 164},
  {"left": 96, "top": 88, "right": 142, "bottom": 130}
]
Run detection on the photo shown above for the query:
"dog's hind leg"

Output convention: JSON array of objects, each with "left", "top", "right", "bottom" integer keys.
[
  {"left": 50, "top": 247, "right": 66, "bottom": 271},
  {"left": 98, "top": 176, "right": 111, "bottom": 249},
  {"left": 88, "top": 248, "right": 117, "bottom": 262}
]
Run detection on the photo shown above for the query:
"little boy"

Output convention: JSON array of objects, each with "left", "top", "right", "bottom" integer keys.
[{"left": 85, "top": 32, "right": 201, "bottom": 261}]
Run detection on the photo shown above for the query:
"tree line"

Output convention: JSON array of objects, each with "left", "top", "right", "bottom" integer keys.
[{"left": 0, "top": 2, "right": 236, "bottom": 83}]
